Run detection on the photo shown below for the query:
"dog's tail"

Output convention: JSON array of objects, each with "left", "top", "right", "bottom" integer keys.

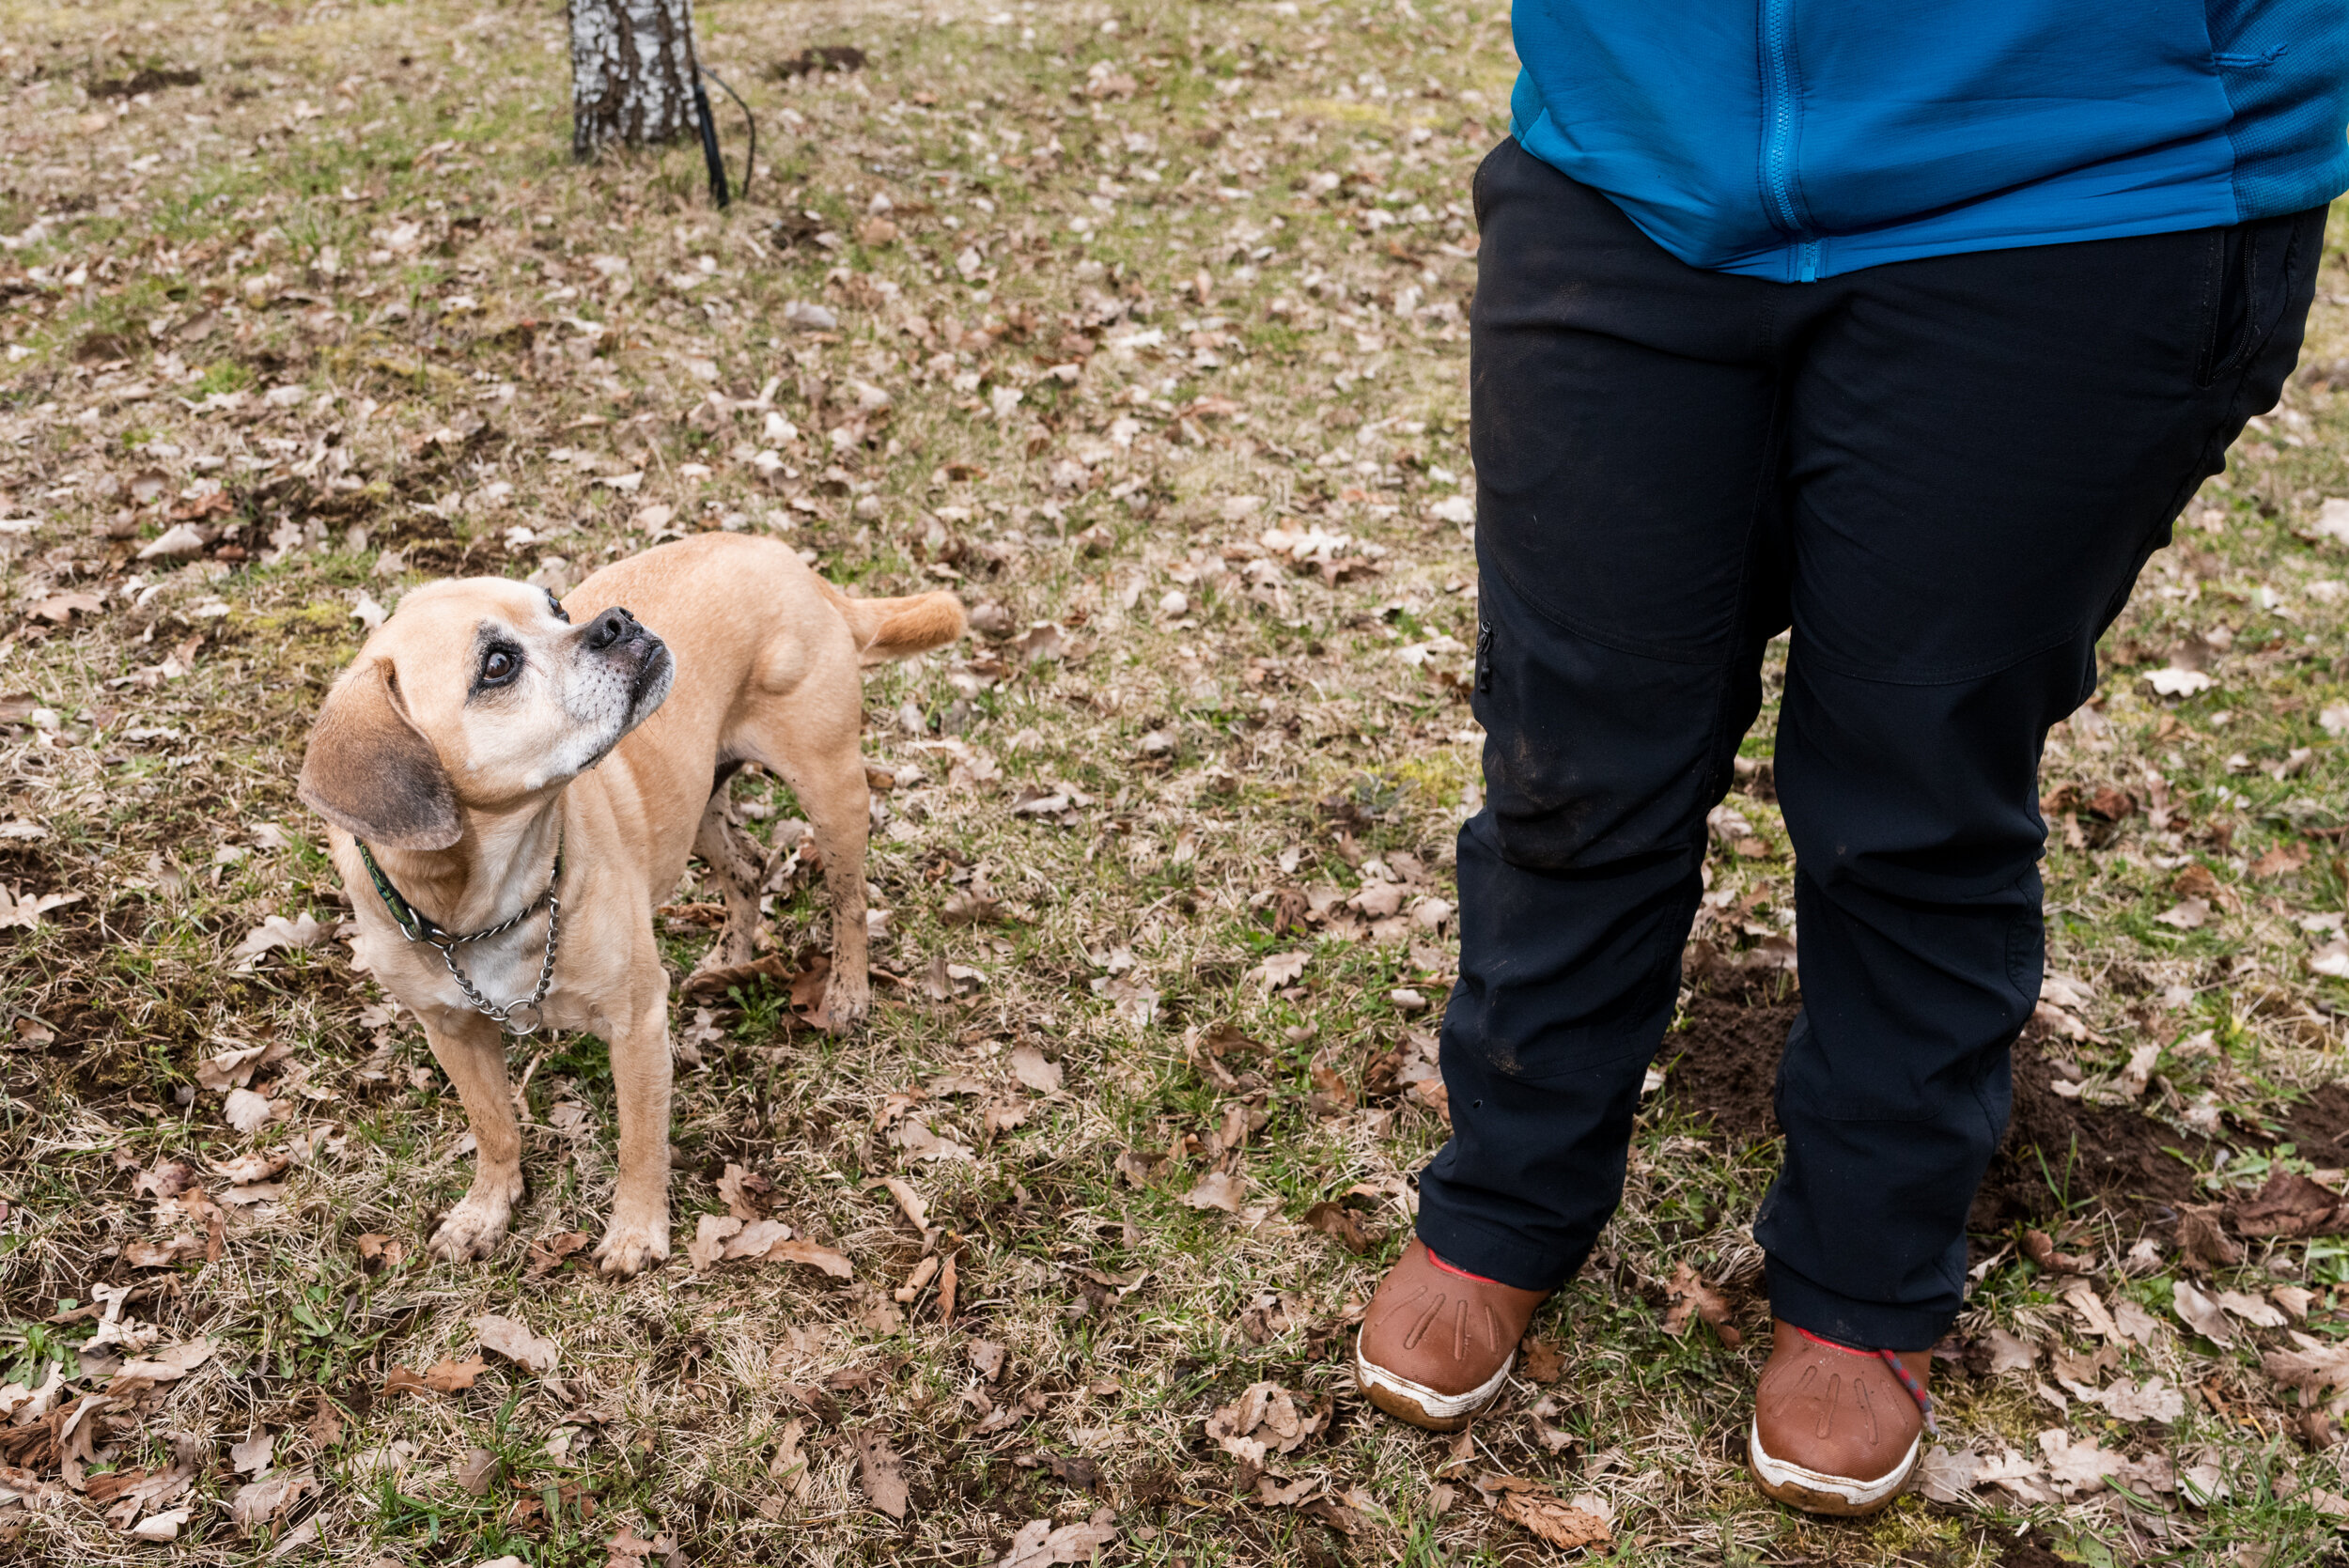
[{"left": 824, "top": 585, "right": 968, "bottom": 666}]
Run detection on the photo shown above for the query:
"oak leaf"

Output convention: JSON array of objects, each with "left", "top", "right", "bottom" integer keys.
[
  {"left": 852, "top": 1429, "right": 910, "bottom": 1519},
  {"left": 1300, "top": 1201, "right": 1374, "bottom": 1254},
  {"left": 1009, "top": 1044, "right": 1064, "bottom": 1094},
  {"left": 1517, "top": 1336, "right": 1565, "bottom": 1383},
  {"left": 474, "top": 1313, "right": 559, "bottom": 1374},
  {"left": 1660, "top": 1262, "right": 1740, "bottom": 1346},
  {"left": 688, "top": 1214, "right": 742, "bottom": 1272},
  {"left": 997, "top": 1508, "right": 1118, "bottom": 1567},
  {"left": 2229, "top": 1171, "right": 2343, "bottom": 1238},
  {"left": 1182, "top": 1171, "right": 1245, "bottom": 1212},
  {"left": 1476, "top": 1474, "right": 1612, "bottom": 1550},
  {"left": 423, "top": 1355, "right": 488, "bottom": 1392}
]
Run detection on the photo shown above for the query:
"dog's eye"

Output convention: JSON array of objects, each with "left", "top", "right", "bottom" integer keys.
[
  {"left": 545, "top": 589, "right": 569, "bottom": 624},
  {"left": 482, "top": 648, "right": 519, "bottom": 683}
]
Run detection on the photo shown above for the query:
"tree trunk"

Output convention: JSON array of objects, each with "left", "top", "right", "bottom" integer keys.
[{"left": 568, "top": 0, "right": 700, "bottom": 162}]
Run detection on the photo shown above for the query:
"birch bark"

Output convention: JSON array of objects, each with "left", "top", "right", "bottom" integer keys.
[{"left": 568, "top": 0, "right": 700, "bottom": 161}]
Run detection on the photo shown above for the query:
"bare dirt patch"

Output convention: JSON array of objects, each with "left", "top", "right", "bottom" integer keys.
[{"left": 1655, "top": 976, "right": 2228, "bottom": 1228}]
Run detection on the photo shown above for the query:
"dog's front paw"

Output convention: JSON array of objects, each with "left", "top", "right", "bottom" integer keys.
[
  {"left": 594, "top": 1208, "right": 671, "bottom": 1278},
  {"left": 428, "top": 1180, "right": 520, "bottom": 1264},
  {"left": 820, "top": 970, "right": 870, "bottom": 1032}
]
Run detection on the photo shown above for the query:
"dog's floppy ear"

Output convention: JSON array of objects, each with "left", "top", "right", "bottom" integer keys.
[{"left": 297, "top": 660, "right": 460, "bottom": 849}]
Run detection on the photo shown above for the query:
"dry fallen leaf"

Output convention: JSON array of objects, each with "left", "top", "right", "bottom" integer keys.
[
  {"left": 1982, "top": 1327, "right": 2039, "bottom": 1375},
  {"left": 688, "top": 1213, "right": 742, "bottom": 1272},
  {"left": 475, "top": 1313, "right": 559, "bottom": 1374},
  {"left": 1009, "top": 1043, "right": 1064, "bottom": 1094},
  {"left": 2060, "top": 1278, "right": 2120, "bottom": 1340},
  {"left": 2176, "top": 1203, "right": 2244, "bottom": 1270},
  {"left": 306, "top": 1396, "right": 342, "bottom": 1452},
  {"left": 2038, "top": 1428, "right": 2124, "bottom": 1495},
  {"left": 872, "top": 1175, "right": 930, "bottom": 1230},
  {"left": 2251, "top": 841, "right": 2312, "bottom": 877},
  {"left": 722, "top": 1218, "right": 793, "bottom": 1261},
  {"left": 228, "top": 1429, "right": 274, "bottom": 1477},
  {"left": 1661, "top": 1261, "right": 1741, "bottom": 1347},
  {"left": 2172, "top": 1280, "right": 2234, "bottom": 1346},
  {"left": 524, "top": 1230, "right": 591, "bottom": 1278},
  {"left": 998, "top": 1508, "right": 1120, "bottom": 1567},
  {"left": 227, "top": 1470, "right": 316, "bottom": 1536},
  {"left": 2229, "top": 1171, "right": 2344, "bottom": 1237},
  {"left": 1517, "top": 1336, "right": 1565, "bottom": 1383},
  {"left": 1300, "top": 1201, "right": 1375, "bottom": 1254},
  {"left": 231, "top": 911, "right": 330, "bottom": 968},
  {"left": 457, "top": 1446, "right": 500, "bottom": 1497},
  {"left": 128, "top": 1505, "right": 191, "bottom": 1542},
  {"left": 2154, "top": 897, "right": 2210, "bottom": 930},
  {"left": 1915, "top": 1444, "right": 1981, "bottom": 1505},
  {"left": 2088, "top": 1376, "right": 2185, "bottom": 1424},
  {"left": 123, "top": 1235, "right": 205, "bottom": 1269},
  {"left": 2021, "top": 1229, "right": 2092, "bottom": 1274},
  {"left": 1477, "top": 1474, "right": 1612, "bottom": 1550},
  {"left": 715, "top": 1163, "right": 773, "bottom": 1221},
  {"left": 2264, "top": 1331, "right": 2349, "bottom": 1403},
  {"left": 114, "top": 1338, "right": 215, "bottom": 1382},
  {"left": 0, "top": 883, "right": 81, "bottom": 929},
  {"left": 222, "top": 1087, "right": 275, "bottom": 1134},
  {"left": 1182, "top": 1171, "right": 1245, "bottom": 1212},
  {"left": 423, "top": 1355, "right": 489, "bottom": 1392},
  {"left": 852, "top": 1429, "right": 910, "bottom": 1519},
  {"left": 1974, "top": 1447, "right": 2058, "bottom": 1504},
  {"left": 606, "top": 1524, "right": 676, "bottom": 1565},
  {"left": 1206, "top": 1382, "right": 1329, "bottom": 1465},
  {"left": 2214, "top": 1288, "right": 2288, "bottom": 1328},
  {"left": 2112, "top": 1296, "right": 2163, "bottom": 1344},
  {"left": 770, "top": 1417, "right": 811, "bottom": 1499},
  {"left": 770, "top": 1238, "right": 854, "bottom": 1279},
  {"left": 1251, "top": 950, "right": 1309, "bottom": 989}
]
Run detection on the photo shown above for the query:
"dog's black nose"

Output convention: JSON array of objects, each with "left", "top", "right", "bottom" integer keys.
[{"left": 585, "top": 607, "right": 638, "bottom": 651}]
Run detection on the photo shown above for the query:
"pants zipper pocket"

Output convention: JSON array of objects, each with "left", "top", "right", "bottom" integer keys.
[{"left": 1475, "top": 619, "right": 1494, "bottom": 692}]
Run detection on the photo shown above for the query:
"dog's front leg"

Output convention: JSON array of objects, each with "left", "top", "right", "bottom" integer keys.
[
  {"left": 421, "top": 1011, "right": 524, "bottom": 1264},
  {"left": 592, "top": 989, "right": 673, "bottom": 1277}
]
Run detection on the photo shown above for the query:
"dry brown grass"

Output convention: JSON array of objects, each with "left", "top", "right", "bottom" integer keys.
[{"left": 2, "top": 2, "right": 2348, "bottom": 1564}]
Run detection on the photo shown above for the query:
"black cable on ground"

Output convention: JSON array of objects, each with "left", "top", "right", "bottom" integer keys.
[
  {"left": 699, "top": 68, "right": 755, "bottom": 204},
  {"left": 692, "top": 77, "right": 730, "bottom": 209}
]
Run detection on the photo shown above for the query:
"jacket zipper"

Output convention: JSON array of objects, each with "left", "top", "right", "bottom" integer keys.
[{"left": 1758, "top": 0, "right": 1820, "bottom": 282}]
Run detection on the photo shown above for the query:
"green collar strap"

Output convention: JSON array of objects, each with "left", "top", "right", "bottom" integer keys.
[{"left": 355, "top": 835, "right": 563, "bottom": 951}]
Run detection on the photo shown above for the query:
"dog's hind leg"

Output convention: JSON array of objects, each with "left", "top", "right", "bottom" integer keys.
[
  {"left": 690, "top": 786, "right": 767, "bottom": 973},
  {"left": 733, "top": 671, "right": 872, "bottom": 1030},
  {"left": 420, "top": 1011, "right": 524, "bottom": 1264}
]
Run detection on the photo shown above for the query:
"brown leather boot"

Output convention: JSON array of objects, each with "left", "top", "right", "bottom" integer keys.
[
  {"left": 1748, "top": 1319, "right": 1931, "bottom": 1516},
  {"left": 1352, "top": 1238, "right": 1549, "bottom": 1431}
]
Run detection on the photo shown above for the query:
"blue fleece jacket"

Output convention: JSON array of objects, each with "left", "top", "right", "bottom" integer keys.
[{"left": 1508, "top": 2, "right": 2349, "bottom": 281}]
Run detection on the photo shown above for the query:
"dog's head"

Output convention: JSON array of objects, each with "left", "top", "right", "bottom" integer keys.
[{"left": 297, "top": 578, "right": 674, "bottom": 849}]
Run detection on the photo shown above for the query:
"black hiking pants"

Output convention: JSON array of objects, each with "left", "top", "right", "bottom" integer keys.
[{"left": 1417, "top": 138, "right": 2324, "bottom": 1349}]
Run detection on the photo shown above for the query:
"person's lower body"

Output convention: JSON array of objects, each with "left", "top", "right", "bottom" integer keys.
[{"left": 1353, "top": 139, "right": 2323, "bottom": 1513}]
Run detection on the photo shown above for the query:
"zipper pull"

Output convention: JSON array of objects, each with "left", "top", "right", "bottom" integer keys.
[{"left": 1475, "top": 620, "right": 1494, "bottom": 692}]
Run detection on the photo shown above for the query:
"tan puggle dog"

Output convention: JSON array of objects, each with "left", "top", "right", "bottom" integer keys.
[{"left": 298, "top": 534, "right": 964, "bottom": 1275}]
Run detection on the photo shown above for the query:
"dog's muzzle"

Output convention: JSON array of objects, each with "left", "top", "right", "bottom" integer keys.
[{"left": 583, "top": 607, "right": 672, "bottom": 713}]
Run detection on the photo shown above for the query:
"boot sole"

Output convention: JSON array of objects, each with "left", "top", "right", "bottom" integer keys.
[
  {"left": 1747, "top": 1417, "right": 1917, "bottom": 1517},
  {"left": 1353, "top": 1328, "right": 1512, "bottom": 1433}
]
